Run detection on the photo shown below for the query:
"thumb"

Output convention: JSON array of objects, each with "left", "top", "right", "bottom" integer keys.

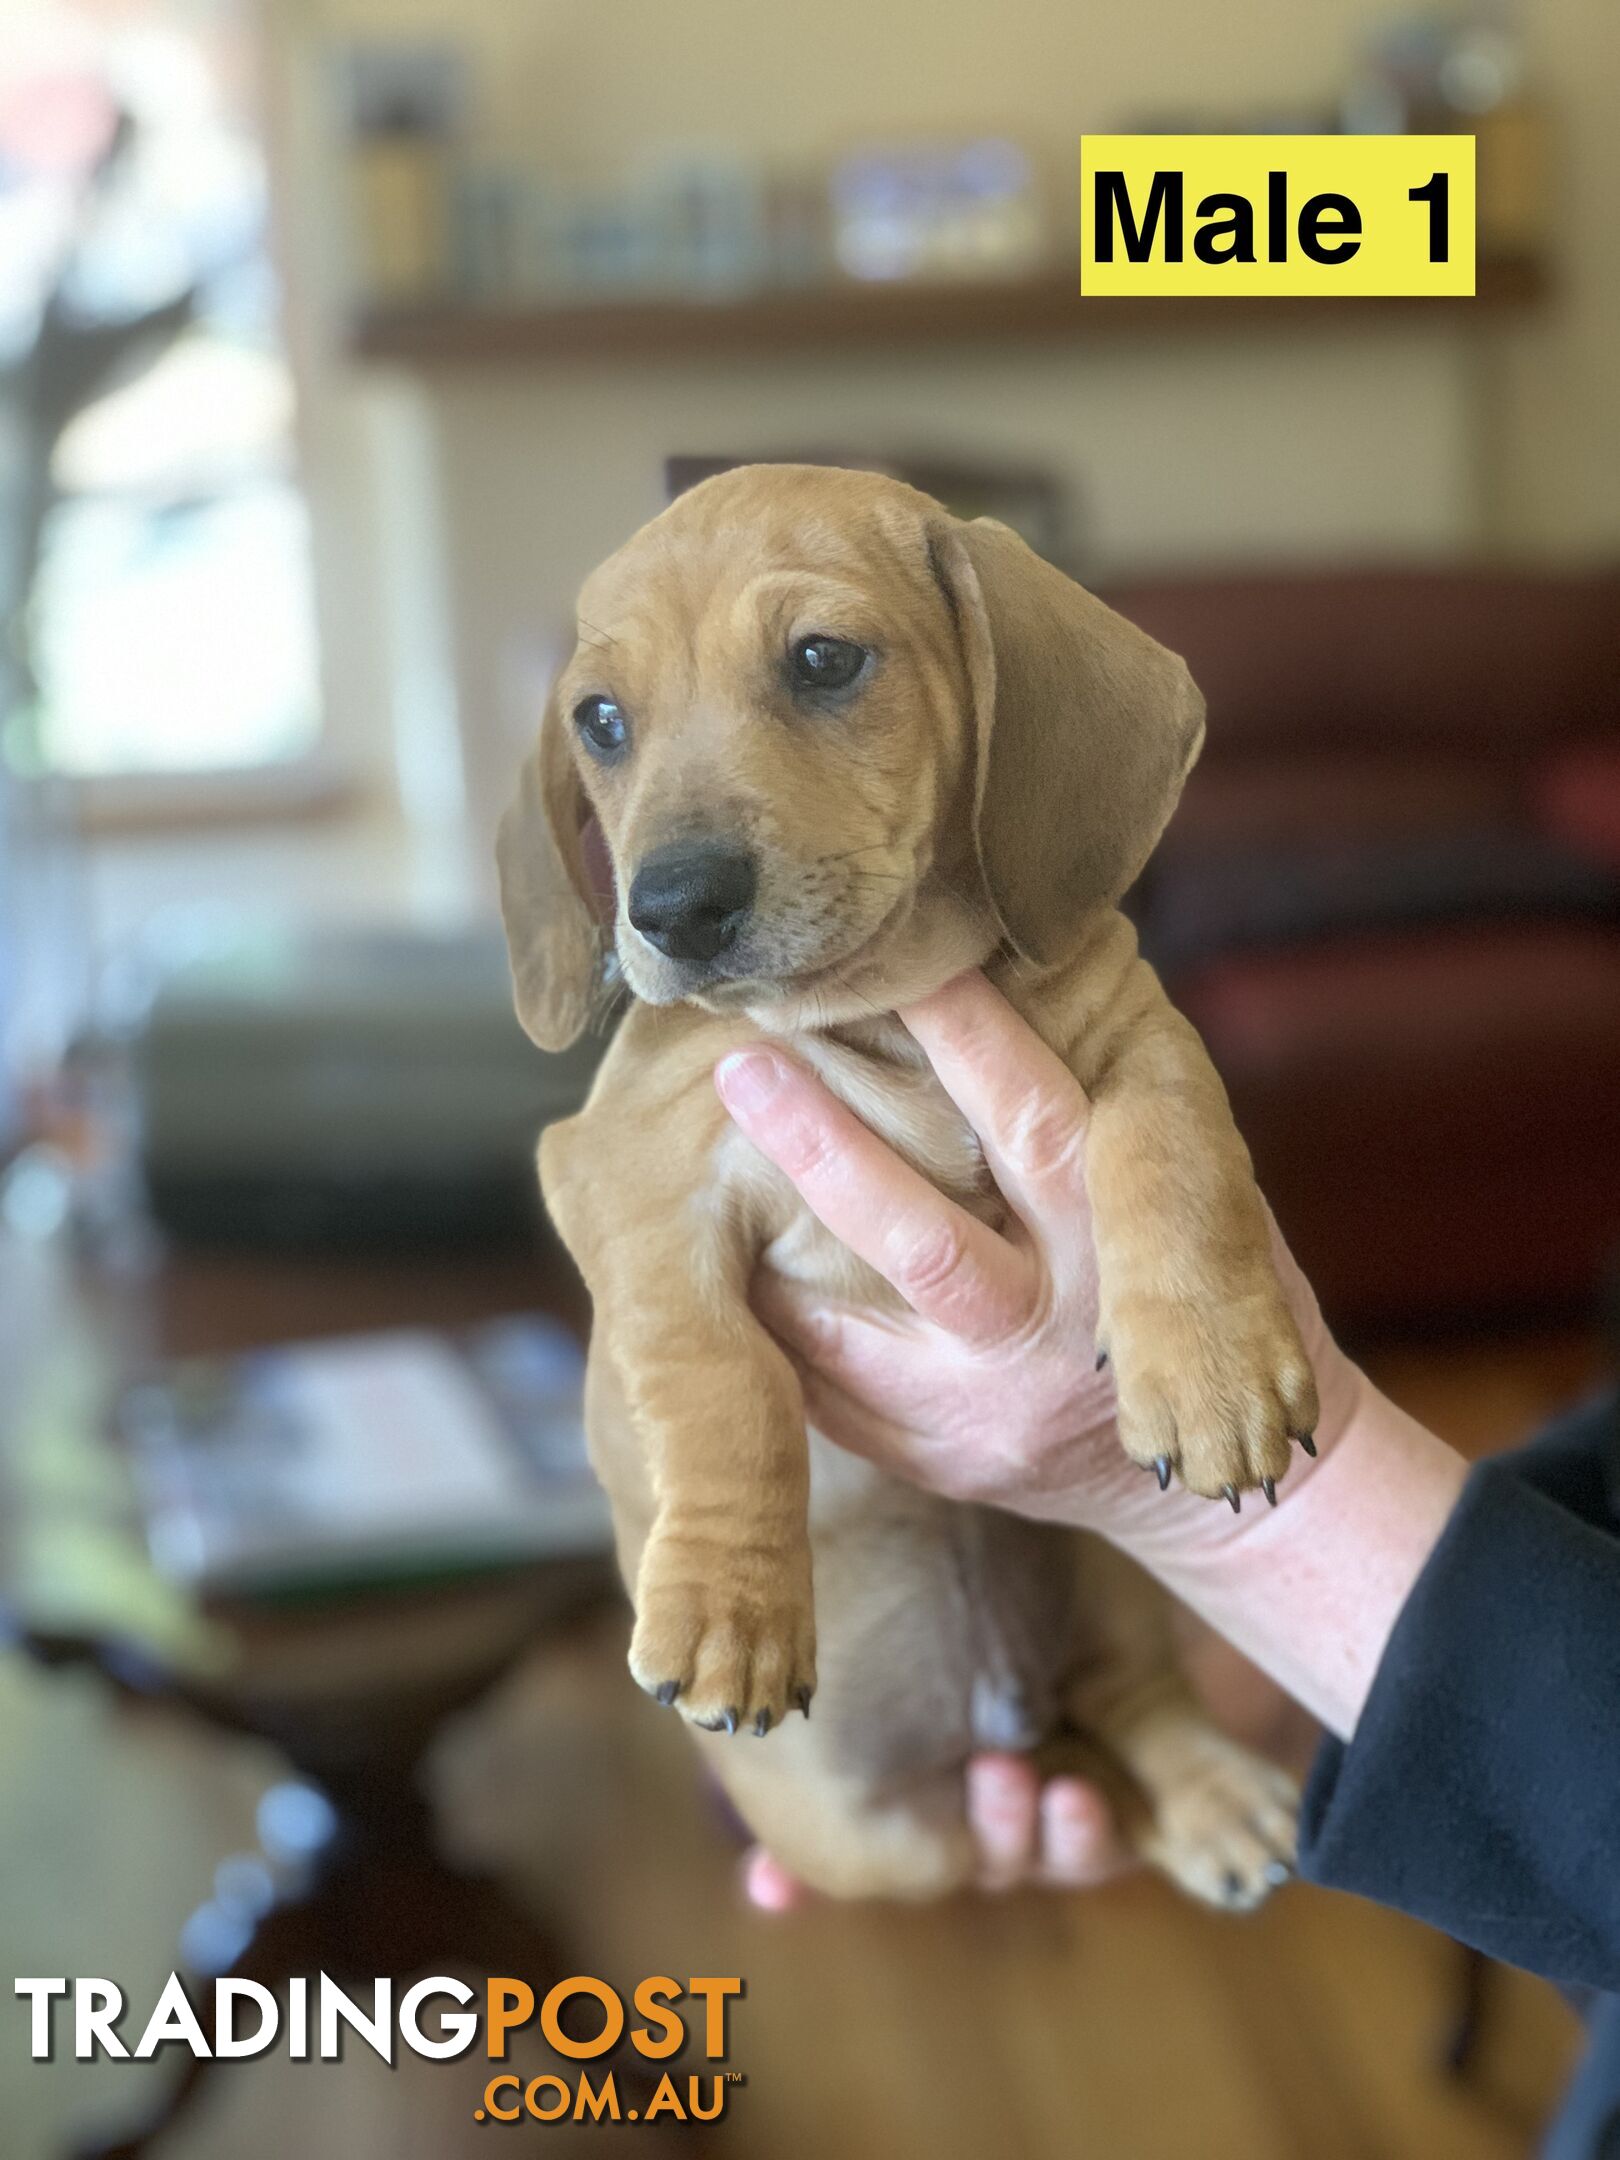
[
  {"left": 748, "top": 1272, "right": 856, "bottom": 1365},
  {"left": 748, "top": 1275, "right": 925, "bottom": 1471},
  {"left": 750, "top": 1274, "right": 924, "bottom": 1397}
]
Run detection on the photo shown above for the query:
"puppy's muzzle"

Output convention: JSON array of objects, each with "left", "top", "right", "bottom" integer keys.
[{"left": 628, "top": 841, "right": 757, "bottom": 966}]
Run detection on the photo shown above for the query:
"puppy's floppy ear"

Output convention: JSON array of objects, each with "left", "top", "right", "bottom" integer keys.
[
  {"left": 497, "top": 685, "right": 602, "bottom": 1051},
  {"left": 932, "top": 517, "right": 1205, "bottom": 964}
]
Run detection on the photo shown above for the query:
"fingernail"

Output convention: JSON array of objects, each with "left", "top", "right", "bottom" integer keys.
[
  {"left": 967, "top": 1754, "right": 1023, "bottom": 1815},
  {"left": 715, "top": 1049, "right": 785, "bottom": 1118}
]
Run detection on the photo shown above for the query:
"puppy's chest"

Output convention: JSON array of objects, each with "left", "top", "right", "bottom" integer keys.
[{"left": 754, "top": 1024, "right": 999, "bottom": 1302}]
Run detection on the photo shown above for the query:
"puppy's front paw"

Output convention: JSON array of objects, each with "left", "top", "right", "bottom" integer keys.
[
  {"left": 1104, "top": 1280, "right": 1319, "bottom": 1502},
  {"left": 1140, "top": 1731, "right": 1300, "bottom": 1912},
  {"left": 629, "top": 1531, "right": 816, "bottom": 1736}
]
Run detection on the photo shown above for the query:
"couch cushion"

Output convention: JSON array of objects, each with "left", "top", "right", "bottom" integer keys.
[
  {"left": 1142, "top": 828, "right": 1620, "bottom": 976},
  {"left": 1169, "top": 750, "right": 1519, "bottom": 849},
  {"left": 1181, "top": 921, "right": 1620, "bottom": 1075},
  {"left": 1536, "top": 743, "right": 1620, "bottom": 869},
  {"left": 1106, "top": 569, "right": 1620, "bottom": 754},
  {"left": 1180, "top": 924, "right": 1620, "bottom": 1321}
]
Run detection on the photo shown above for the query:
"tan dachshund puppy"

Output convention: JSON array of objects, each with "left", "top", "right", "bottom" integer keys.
[{"left": 499, "top": 464, "right": 1318, "bottom": 1906}]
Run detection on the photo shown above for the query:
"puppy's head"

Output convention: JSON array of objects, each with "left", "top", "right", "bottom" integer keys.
[{"left": 500, "top": 464, "right": 1203, "bottom": 1046}]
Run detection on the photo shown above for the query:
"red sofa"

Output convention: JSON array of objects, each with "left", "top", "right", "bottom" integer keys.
[{"left": 1108, "top": 568, "right": 1620, "bottom": 1329}]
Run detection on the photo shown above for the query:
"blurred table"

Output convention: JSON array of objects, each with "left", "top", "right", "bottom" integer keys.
[{"left": 0, "top": 1189, "right": 643, "bottom": 2160}]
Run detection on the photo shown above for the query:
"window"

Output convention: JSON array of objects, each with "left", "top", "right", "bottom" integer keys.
[{"left": 1, "top": 0, "right": 322, "bottom": 783}]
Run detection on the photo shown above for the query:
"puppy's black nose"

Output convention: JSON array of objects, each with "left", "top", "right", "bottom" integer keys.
[{"left": 628, "top": 842, "right": 757, "bottom": 965}]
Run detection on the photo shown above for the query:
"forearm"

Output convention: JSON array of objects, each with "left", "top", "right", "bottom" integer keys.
[{"left": 1110, "top": 1366, "right": 1468, "bottom": 1741}]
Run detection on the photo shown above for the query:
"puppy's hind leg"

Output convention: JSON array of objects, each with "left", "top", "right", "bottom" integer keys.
[
  {"left": 698, "top": 1726, "right": 978, "bottom": 1904},
  {"left": 1065, "top": 1541, "right": 1299, "bottom": 1913}
]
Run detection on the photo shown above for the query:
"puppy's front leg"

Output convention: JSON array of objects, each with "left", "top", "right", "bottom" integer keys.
[
  {"left": 548, "top": 1105, "right": 817, "bottom": 1733},
  {"left": 1061, "top": 933, "right": 1319, "bottom": 1501},
  {"left": 615, "top": 1278, "right": 817, "bottom": 1734}
]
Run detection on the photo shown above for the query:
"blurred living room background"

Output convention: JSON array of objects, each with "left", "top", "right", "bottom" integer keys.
[{"left": 1, "top": 0, "right": 1617, "bottom": 2155}]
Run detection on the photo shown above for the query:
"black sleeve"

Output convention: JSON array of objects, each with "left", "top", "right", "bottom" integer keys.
[{"left": 1298, "top": 1391, "right": 1620, "bottom": 1992}]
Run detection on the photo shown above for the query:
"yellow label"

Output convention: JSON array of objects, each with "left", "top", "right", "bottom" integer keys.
[{"left": 1079, "top": 135, "right": 1475, "bottom": 297}]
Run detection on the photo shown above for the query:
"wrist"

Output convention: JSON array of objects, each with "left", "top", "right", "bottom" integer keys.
[
  {"left": 1112, "top": 1366, "right": 1468, "bottom": 1738},
  {"left": 1048, "top": 1322, "right": 1363, "bottom": 1558}
]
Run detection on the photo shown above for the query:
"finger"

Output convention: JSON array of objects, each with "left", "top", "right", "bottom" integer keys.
[
  {"left": 900, "top": 972, "right": 1093, "bottom": 1254},
  {"left": 750, "top": 1282, "right": 919, "bottom": 1465},
  {"left": 1038, "top": 1778, "right": 1135, "bottom": 1888},
  {"left": 716, "top": 1049, "right": 1036, "bottom": 1345},
  {"left": 751, "top": 1276, "right": 929, "bottom": 1408},
  {"left": 762, "top": 1305, "right": 993, "bottom": 1502},
  {"left": 967, "top": 1753, "right": 1042, "bottom": 1889},
  {"left": 742, "top": 1847, "right": 807, "bottom": 1912}
]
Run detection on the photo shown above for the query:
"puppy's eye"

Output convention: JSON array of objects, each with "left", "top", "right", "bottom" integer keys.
[
  {"left": 789, "top": 635, "right": 868, "bottom": 694},
  {"left": 573, "top": 695, "right": 628, "bottom": 758}
]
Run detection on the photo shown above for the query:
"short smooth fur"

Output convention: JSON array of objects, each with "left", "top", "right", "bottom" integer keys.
[{"left": 500, "top": 465, "right": 1318, "bottom": 1906}]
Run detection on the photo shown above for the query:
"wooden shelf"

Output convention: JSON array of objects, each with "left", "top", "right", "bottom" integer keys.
[{"left": 353, "top": 255, "right": 1547, "bottom": 366}]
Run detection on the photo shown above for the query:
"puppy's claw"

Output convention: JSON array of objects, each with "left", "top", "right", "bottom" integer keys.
[
  {"left": 1295, "top": 1430, "right": 1318, "bottom": 1457},
  {"left": 1261, "top": 1476, "right": 1277, "bottom": 1508},
  {"left": 754, "top": 1708, "right": 772, "bottom": 1738},
  {"left": 794, "top": 1685, "right": 813, "bottom": 1720},
  {"left": 630, "top": 1538, "right": 816, "bottom": 1738},
  {"left": 1095, "top": 1347, "right": 1109, "bottom": 1372},
  {"left": 1263, "top": 1858, "right": 1294, "bottom": 1888},
  {"left": 1103, "top": 1280, "right": 1318, "bottom": 1508},
  {"left": 1222, "top": 1483, "right": 1241, "bottom": 1513},
  {"left": 1153, "top": 1454, "right": 1173, "bottom": 1492}
]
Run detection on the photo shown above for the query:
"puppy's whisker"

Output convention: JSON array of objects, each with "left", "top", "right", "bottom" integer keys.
[{"left": 813, "top": 843, "right": 897, "bottom": 868}]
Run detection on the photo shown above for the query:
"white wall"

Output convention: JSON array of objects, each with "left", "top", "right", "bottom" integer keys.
[
  {"left": 297, "top": 0, "right": 1620, "bottom": 852},
  {"left": 422, "top": 328, "right": 1479, "bottom": 842},
  {"left": 1484, "top": 0, "right": 1620, "bottom": 553}
]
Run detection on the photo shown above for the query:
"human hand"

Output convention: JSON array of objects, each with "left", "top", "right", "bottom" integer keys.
[
  {"left": 715, "top": 971, "right": 1361, "bottom": 1560},
  {"left": 717, "top": 970, "right": 1464, "bottom": 1740},
  {"left": 742, "top": 1752, "right": 1135, "bottom": 1911}
]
